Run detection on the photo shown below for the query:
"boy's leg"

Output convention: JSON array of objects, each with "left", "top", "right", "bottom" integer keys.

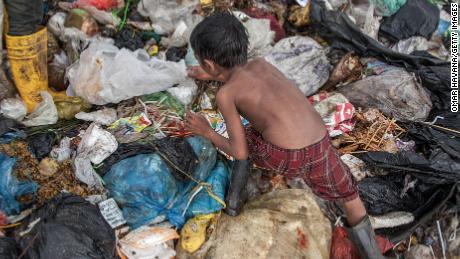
[{"left": 343, "top": 196, "right": 366, "bottom": 226}]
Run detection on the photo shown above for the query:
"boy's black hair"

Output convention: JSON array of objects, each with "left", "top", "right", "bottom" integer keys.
[{"left": 190, "top": 11, "right": 249, "bottom": 68}]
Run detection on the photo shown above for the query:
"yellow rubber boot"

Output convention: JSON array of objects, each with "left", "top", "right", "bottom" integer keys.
[{"left": 6, "top": 27, "right": 49, "bottom": 113}]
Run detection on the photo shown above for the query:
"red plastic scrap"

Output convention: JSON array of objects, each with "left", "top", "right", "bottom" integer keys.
[{"left": 330, "top": 227, "right": 393, "bottom": 259}]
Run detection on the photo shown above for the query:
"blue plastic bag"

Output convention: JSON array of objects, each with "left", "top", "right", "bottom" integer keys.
[
  {"left": 0, "top": 153, "right": 38, "bottom": 215},
  {"left": 104, "top": 136, "right": 224, "bottom": 229},
  {"left": 168, "top": 161, "right": 229, "bottom": 227}
]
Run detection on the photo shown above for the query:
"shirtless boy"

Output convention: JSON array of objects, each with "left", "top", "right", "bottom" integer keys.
[{"left": 185, "top": 12, "right": 384, "bottom": 259}]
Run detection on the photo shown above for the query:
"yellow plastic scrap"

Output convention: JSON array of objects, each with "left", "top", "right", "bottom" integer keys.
[
  {"left": 180, "top": 213, "right": 218, "bottom": 254},
  {"left": 288, "top": 3, "right": 311, "bottom": 27}
]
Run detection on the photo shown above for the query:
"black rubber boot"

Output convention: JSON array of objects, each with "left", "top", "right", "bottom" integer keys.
[
  {"left": 345, "top": 215, "right": 385, "bottom": 259},
  {"left": 225, "top": 159, "right": 251, "bottom": 216}
]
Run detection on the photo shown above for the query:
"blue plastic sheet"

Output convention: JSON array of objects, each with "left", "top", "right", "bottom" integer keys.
[
  {"left": 0, "top": 153, "right": 38, "bottom": 215},
  {"left": 104, "top": 136, "right": 228, "bottom": 229}
]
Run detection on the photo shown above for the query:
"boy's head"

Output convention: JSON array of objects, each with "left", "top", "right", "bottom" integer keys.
[{"left": 190, "top": 12, "right": 249, "bottom": 76}]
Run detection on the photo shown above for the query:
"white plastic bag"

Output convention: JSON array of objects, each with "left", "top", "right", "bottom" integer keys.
[
  {"left": 68, "top": 41, "right": 189, "bottom": 105},
  {"left": 0, "top": 97, "right": 27, "bottom": 121},
  {"left": 137, "top": 0, "right": 197, "bottom": 35},
  {"left": 75, "top": 108, "right": 118, "bottom": 126},
  {"left": 50, "top": 137, "right": 72, "bottom": 162},
  {"left": 264, "top": 36, "right": 331, "bottom": 96},
  {"left": 74, "top": 123, "right": 118, "bottom": 188},
  {"left": 22, "top": 92, "right": 59, "bottom": 127},
  {"left": 244, "top": 18, "right": 275, "bottom": 57},
  {"left": 167, "top": 79, "right": 197, "bottom": 106}
]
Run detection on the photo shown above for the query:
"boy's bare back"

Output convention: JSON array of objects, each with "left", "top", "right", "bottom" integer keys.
[{"left": 219, "top": 58, "right": 327, "bottom": 149}]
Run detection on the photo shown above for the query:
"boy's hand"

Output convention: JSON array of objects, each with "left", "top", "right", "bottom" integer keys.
[{"left": 185, "top": 111, "right": 213, "bottom": 138}]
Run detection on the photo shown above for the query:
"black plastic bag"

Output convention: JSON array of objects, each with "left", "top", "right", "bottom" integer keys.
[
  {"left": 309, "top": 0, "right": 450, "bottom": 113},
  {"left": 0, "top": 115, "right": 23, "bottom": 136},
  {"left": 26, "top": 132, "right": 55, "bottom": 160},
  {"left": 166, "top": 47, "right": 187, "bottom": 62},
  {"left": 0, "top": 237, "right": 19, "bottom": 259},
  {"left": 12, "top": 194, "right": 116, "bottom": 259},
  {"left": 114, "top": 27, "right": 144, "bottom": 51},
  {"left": 97, "top": 137, "right": 198, "bottom": 181},
  {"left": 361, "top": 151, "right": 460, "bottom": 185},
  {"left": 379, "top": 0, "right": 440, "bottom": 43}
]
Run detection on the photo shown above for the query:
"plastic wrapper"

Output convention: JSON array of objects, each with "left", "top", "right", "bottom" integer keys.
[
  {"left": 75, "top": 108, "right": 117, "bottom": 126},
  {"left": 0, "top": 153, "right": 38, "bottom": 215},
  {"left": 0, "top": 97, "right": 27, "bottom": 121},
  {"left": 201, "top": 110, "right": 249, "bottom": 160},
  {"left": 11, "top": 194, "right": 116, "bottom": 258},
  {"left": 264, "top": 36, "right": 331, "bottom": 96},
  {"left": 309, "top": 92, "right": 355, "bottom": 137},
  {"left": 22, "top": 92, "right": 59, "bottom": 127},
  {"left": 338, "top": 69, "right": 432, "bottom": 122},
  {"left": 75, "top": 123, "right": 118, "bottom": 188},
  {"left": 103, "top": 136, "right": 228, "bottom": 229},
  {"left": 68, "top": 41, "right": 189, "bottom": 105}
]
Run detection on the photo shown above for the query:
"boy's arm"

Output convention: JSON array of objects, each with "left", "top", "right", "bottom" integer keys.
[{"left": 185, "top": 91, "right": 248, "bottom": 160}]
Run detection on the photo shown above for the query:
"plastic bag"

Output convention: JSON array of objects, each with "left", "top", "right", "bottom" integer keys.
[
  {"left": 338, "top": 69, "right": 432, "bottom": 122},
  {"left": 264, "top": 36, "right": 331, "bottom": 96},
  {"left": 75, "top": 108, "right": 118, "bottom": 126},
  {"left": 22, "top": 92, "right": 59, "bottom": 127},
  {"left": 12, "top": 194, "right": 116, "bottom": 258},
  {"left": 240, "top": 15, "right": 275, "bottom": 57},
  {"left": 75, "top": 123, "right": 117, "bottom": 188},
  {"left": 0, "top": 153, "right": 38, "bottom": 215},
  {"left": 103, "top": 136, "right": 223, "bottom": 229},
  {"left": 137, "top": 0, "right": 197, "bottom": 35},
  {"left": 167, "top": 79, "right": 198, "bottom": 106},
  {"left": 48, "top": 51, "right": 70, "bottom": 91},
  {"left": 119, "top": 225, "right": 179, "bottom": 259},
  {"left": 68, "top": 41, "right": 189, "bottom": 105},
  {"left": 378, "top": 0, "right": 439, "bottom": 43},
  {"left": 309, "top": 92, "right": 355, "bottom": 137},
  {"left": 0, "top": 97, "right": 27, "bottom": 121},
  {"left": 50, "top": 137, "right": 72, "bottom": 162}
]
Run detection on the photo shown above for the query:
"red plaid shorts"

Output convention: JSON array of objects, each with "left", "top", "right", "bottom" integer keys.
[{"left": 245, "top": 126, "right": 358, "bottom": 202}]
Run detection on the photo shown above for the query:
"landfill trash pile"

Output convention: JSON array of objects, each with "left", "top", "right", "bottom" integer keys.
[{"left": 0, "top": 0, "right": 458, "bottom": 258}]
